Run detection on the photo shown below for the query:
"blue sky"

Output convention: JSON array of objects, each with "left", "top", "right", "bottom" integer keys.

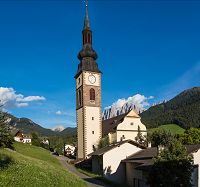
[{"left": 0, "top": 0, "right": 200, "bottom": 129}]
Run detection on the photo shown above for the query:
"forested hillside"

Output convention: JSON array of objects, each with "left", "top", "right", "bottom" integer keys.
[{"left": 141, "top": 87, "right": 200, "bottom": 129}]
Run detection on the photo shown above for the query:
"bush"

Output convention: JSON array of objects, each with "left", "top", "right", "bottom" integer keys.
[{"left": 0, "top": 153, "right": 14, "bottom": 169}]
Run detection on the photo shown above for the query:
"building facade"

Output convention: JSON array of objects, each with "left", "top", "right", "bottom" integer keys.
[
  {"left": 75, "top": 2, "right": 102, "bottom": 159},
  {"left": 102, "top": 110, "right": 147, "bottom": 144}
]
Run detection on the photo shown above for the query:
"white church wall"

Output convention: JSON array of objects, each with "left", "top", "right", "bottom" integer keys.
[
  {"left": 117, "top": 117, "right": 147, "bottom": 142},
  {"left": 84, "top": 106, "right": 102, "bottom": 156},
  {"left": 83, "top": 71, "right": 101, "bottom": 87},
  {"left": 103, "top": 143, "right": 142, "bottom": 184}
]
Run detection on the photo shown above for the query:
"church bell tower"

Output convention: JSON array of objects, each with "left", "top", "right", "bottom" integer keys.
[{"left": 75, "top": 0, "right": 102, "bottom": 159}]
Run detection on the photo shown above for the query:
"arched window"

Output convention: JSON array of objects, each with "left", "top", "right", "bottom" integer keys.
[
  {"left": 78, "top": 90, "right": 82, "bottom": 106},
  {"left": 90, "top": 88, "right": 95, "bottom": 101}
]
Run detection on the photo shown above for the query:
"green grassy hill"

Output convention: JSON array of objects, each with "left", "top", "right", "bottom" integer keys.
[
  {"left": 148, "top": 124, "right": 185, "bottom": 135},
  {"left": 0, "top": 142, "right": 86, "bottom": 187}
]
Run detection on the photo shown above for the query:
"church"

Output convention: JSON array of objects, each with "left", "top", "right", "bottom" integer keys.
[{"left": 75, "top": 1, "right": 147, "bottom": 160}]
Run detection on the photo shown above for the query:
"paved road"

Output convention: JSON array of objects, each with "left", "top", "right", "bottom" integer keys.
[{"left": 57, "top": 156, "right": 110, "bottom": 187}]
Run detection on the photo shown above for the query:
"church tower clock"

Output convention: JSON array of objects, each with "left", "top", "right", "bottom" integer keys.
[{"left": 75, "top": 0, "right": 102, "bottom": 159}]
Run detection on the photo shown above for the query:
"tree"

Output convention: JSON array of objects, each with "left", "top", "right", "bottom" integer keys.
[
  {"left": 149, "top": 129, "right": 174, "bottom": 147},
  {"left": 148, "top": 139, "right": 193, "bottom": 187},
  {"left": 98, "top": 135, "right": 109, "bottom": 149},
  {"left": 31, "top": 132, "right": 40, "bottom": 146},
  {"left": 179, "top": 128, "right": 200, "bottom": 145},
  {"left": 135, "top": 125, "right": 147, "bottom": 146},
  {"left": 0, "top": 112, "right": 14, "bottom": 149}
]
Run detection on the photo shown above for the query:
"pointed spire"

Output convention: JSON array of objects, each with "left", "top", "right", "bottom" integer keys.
[{"left": 84, "top": 0, "right": 90, "bottom": 29}]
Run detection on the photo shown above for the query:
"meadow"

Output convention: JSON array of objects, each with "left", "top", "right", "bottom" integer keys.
[
  {"left": 148, "top": 124, "right": 185, "bottom": 135},
  {"left": 0, "top": 142, "right": 86, "bottom": 187}
]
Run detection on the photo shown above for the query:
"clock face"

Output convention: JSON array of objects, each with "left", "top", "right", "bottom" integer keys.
[{"left": 88, "top": 74, "right": 96, "bottom": 84}]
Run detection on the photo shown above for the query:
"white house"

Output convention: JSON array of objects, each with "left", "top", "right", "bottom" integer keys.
[
  {"left": 89, "top": 140, "right": 146, "bottom": 184},
  {"left": 122, "top": 144, "right": 200, "bottom": 187},
  {"left": 14, "top": 130, "right": 32, "bottom": 144},
  {"left": 65, "top": 144, "right": 76, "bottom": 156},
  {"left": 102, "top": 110, "right": 147, "bottom": 144}
]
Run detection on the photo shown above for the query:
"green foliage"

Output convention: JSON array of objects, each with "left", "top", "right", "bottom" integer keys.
[
  {"left": 31, "top": 132, "right": 40, "bottom": 146},
  {"left": 0, "top": 142, "right": 86, "bottom": 187},
  {"left": 179, "top": 128, "right": 200, "bottom": 145},
  {"left": 49, "top": 137, "right": 64, "bottom": 155},
  {"left": 135, "top": 126, "right": 147, "bottom": 146},
  {"left": 148, "top": 139, "right": 193, "bottom": 187},
  {"left": 149, "top": 129, "right": 174, "bottom": 147},
  {"left": 141, "top": 87, "right": 200, "bottom": 129},
  {"left": 0, "top": 113, "right": 14, "bottom": 149},
  {"left": 0, "top": 153, "right": 14, "bottom": 169},
  {"left": 98, "top": 135, "right": 109, "bottom": 149}
]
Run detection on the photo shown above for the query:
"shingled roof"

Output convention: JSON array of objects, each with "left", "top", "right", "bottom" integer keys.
[
  {"left": 122, "top": 144, "right": 200, "bottom": 169},
  {"left": 102, "top": 112, "right": 128, "bottom": 136},
  {"left": 88, "top": 140, "right": 146, "bottom": 157},
  {"left": 102, "top": 110, "right": 140, "bottom": 136}
]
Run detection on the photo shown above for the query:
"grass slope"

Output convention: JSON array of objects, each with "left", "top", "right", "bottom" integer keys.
[
  {"left": 0, "top": 142, "right": 86, "bottom": 187},
  {"left": 148, "top": 124, "right": 185, "bottom": 135}
]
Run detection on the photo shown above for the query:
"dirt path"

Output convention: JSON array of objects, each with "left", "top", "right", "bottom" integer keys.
[{"left": 57, "top": 156, "right": 110, "bottom": 187}]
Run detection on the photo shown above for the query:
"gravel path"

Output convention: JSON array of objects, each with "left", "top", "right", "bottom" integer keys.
[{"left": 57, "top": 156, "right": 110, "bottom": 187}]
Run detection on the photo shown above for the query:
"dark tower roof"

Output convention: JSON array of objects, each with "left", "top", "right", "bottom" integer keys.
[
  {"left": 75, "top": 0, "right": 101, "bottom": 78},
  {"left": 83, "top": 0, "right": 90, "bottom": 30}
]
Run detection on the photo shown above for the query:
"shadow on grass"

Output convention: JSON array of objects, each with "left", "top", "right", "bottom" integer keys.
[{"left": 0, "top": 153, "right": 14, "bottom": 169}]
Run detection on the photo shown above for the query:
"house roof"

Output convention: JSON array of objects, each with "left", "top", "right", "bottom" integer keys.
[
  {"left": 122, "top": 144, "right": 200, "bottom": 171},
  {"left": 122, "top": 144, "right": 200, "bottom": 166},
  {"left": 102, "top": 110, "right": 140, "bottom": 136},
  {"left": 88, "top": 140, "right": 146, "bottom": 157},
  {"left": 102, "top": 112, "right": 128, "bottom": 136}
]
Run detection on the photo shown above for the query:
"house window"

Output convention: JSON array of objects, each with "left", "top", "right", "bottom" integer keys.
[
  {"left": 90, "top": 88, "right": 95, "bottom": 101},
  {"left": 92, "top": 117, "right": 94, "bottom": 120},
  {"left": 92, "top": 131, "right": 94, "bottom": 134},
  {"left": 130, "top": 122, "right": 134, "bottom": 125},
  {"left": 78, "top": 78, "right": 80, "bottom": 84}
]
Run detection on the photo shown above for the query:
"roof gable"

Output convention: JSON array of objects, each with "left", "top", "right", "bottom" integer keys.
[{"left": 88, "top": 140, "right": 146, "bottom": 156}]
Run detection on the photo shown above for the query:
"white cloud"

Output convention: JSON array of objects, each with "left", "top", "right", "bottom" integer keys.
[
  {"left": 0, "top": 87, "right": 46, "bottom": 109},
  {"left": 103, "top": 94, "right": 154, "bottom": 119},
  {"left": 56, "top": 110, "right": 62, "bottom": 115},
  {"left": 106, "top": 94, "right": 153, "bottom": 110}
]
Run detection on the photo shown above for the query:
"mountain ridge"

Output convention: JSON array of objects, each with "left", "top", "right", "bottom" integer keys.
[{"left": 140, "top": 87, "right": 200, "bottom": 129}]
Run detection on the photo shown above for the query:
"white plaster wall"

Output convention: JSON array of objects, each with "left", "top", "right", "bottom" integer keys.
[
  {"left": 103, "top": 143, "right": 142, "bottom": 184},
  {"left": 77, "top": 108, "right": 84, "bottom": 159},
  {"left": 14, "top": 137, "right": 21, "bottom": 142},
  {"left": 23, "top": 138, "right": 31, "bottom": 144},
  {"left": 84, "top": 106, "right": 102, "bottom": 156},
  {"left": 193, "top": 149, "right": 200, "bottom": 187},
  {"left": 76, "top": 74, "right": 83, "bottom": 89},
  {"left": 83, "top": 71, "right": 101, "bottom": 86},
  {"left": 117, "top": 117, "right": 147, "bottom": 142}
]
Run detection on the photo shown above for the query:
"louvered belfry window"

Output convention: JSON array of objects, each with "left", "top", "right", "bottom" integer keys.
[{"left": 90, "top": 88, "right": 95, "bottom": 101}]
